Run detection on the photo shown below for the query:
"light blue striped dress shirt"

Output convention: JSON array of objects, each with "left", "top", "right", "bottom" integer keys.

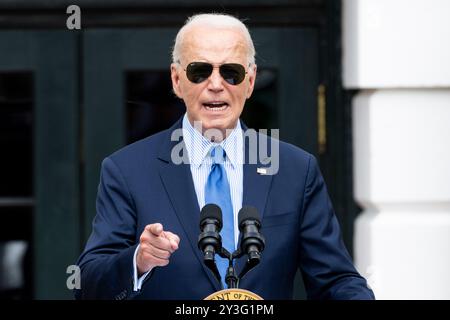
[
  {"left": 182, "top": 113, "right": 244, "bottom": 247},
  {"left": 133, "top": 113, "right": 243, "bottom": 291}
]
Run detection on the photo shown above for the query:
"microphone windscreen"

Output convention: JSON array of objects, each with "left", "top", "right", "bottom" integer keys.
[
  {"left": 200, "top": 203, "right": 222, "bottom": 223},
  {"left": 238, "top": 206, "right": 261, "bottom": 227}
]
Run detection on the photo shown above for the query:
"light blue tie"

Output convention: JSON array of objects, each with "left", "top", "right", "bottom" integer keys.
[{"left": 205, "top": 146, "right": 234, "bottom": 288}]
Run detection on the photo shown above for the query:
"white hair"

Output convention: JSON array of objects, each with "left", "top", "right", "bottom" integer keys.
[{"left": 172, "top": 13, "right": 256, "bottom": 66}]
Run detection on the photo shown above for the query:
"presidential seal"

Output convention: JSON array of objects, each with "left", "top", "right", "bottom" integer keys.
[{"left": 204, "top": 288, "right": 263, "bottom": 300}]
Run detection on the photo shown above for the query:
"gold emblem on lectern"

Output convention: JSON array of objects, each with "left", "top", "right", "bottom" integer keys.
[{"left": 204, "top": 288, "right": 263, "bottom": 300}]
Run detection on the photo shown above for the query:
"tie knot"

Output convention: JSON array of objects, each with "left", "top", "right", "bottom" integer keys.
[{"left": 210, "top": 146, "right": 226, "bottom": 164}]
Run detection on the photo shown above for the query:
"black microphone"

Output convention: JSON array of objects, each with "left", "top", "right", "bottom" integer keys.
[
  {"left": 238, "top": 206, "right": 265, "bottom": 266},
  {"left": 198, "top": 204, "right": 222, "bottom": 263}
]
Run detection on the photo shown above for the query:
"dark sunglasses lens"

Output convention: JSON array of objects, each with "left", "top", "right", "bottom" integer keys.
[
  {"left": 186, "top": 63, "right": 213, "bottom": 83},
  {"left": 220, "top": 64, "right": 246, "bottom": 85}
]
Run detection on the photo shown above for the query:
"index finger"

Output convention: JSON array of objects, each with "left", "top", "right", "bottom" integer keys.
[{"left": 145, "top": 223, "right": 163, "bottom": 236}]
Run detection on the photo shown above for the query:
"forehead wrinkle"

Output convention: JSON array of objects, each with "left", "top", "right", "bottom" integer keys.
[
  {"left": 190, "top": 44, "right": 247, "bottom": 63},
  {"left": 180, "top": 27, "right": 249, "bottom": 64}
]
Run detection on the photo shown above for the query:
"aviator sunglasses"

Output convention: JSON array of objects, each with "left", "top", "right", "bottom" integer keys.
[{"left": 183, "top": 62, "right": 248, "bottom": 85}]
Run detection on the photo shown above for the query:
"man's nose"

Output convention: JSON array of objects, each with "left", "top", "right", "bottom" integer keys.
[{"left": 207, "top": 68, "right": 224, "bottom": 92}]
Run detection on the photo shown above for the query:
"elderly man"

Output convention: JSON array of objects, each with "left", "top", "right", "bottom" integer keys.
[{"left": 76, "top": 13, "right": 374, "bottom": 300}]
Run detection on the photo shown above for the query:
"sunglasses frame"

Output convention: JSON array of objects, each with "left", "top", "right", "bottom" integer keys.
[{"left": 180, "top": 61, "right": 250, "bottom": 85}]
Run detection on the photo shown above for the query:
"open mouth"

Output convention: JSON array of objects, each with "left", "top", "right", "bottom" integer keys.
[{"left": 203, "top": 101, "right": 229, "bottom": 111}]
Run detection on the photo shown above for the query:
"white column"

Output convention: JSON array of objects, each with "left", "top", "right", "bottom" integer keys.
[{"left": 343, "top": 0, "right": 450, "bottom": 299}]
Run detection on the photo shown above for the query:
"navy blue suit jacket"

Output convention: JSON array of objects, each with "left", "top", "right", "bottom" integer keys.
[{"left": 76, "top": 118, "right": 374, "bottom": 300}]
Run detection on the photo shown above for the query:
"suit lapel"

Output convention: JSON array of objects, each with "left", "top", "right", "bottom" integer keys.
[
  {"left": 235, "top": 130, "right": 274, "bottom": 278},
  {"left": 157, "top": 119, "right": 221, "bottom": 291}
]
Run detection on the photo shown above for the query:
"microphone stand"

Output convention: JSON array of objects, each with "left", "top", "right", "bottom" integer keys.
[{"left": 217, "top": 247, "right": 260, "bottom": 289}]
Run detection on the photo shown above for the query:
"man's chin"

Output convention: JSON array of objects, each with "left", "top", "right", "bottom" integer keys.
[{"left": 199, "top": 119, "right": 238, "bottom": 141}]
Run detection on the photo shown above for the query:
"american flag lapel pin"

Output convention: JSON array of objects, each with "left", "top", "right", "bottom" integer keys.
[{"left": 257, "top": 167, "right": 267, "bottom": 175}]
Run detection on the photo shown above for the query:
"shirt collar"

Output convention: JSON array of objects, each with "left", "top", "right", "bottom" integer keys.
[{"left": 182, "top": 113, "right": 243, "bottom": 168}]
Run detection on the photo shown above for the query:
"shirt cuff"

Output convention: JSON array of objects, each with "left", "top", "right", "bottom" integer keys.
[{"left": 133, "top": 244, "right": 152, "bottom": 291}]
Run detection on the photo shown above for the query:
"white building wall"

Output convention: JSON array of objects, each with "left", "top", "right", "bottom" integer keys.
[
  {"left": 343, "top": 0, "right": 450, "bottom": 299},
  {"left": 343, "top": 0, "right": 450, "bottom": 88}
]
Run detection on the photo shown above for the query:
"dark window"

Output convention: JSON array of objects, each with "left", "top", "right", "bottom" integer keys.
[
  {"left": 0, "top": 73, "right": 33, "bottom": 196},
  {"left": 241, "top": 68, "right": 278, "bottom": 130},
  {"left": 126, "top": 71, "right": 185, "bottom": 144}
]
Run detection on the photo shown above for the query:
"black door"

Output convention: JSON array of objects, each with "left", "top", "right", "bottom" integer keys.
[{"left": 0, "top": 30, "right": 80, "bottom": 299}]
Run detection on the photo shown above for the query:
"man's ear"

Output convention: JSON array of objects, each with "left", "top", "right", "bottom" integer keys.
[
  {"left": 171, "top": 63, "right": 183, "bottom": 98},
  {"left": 246, "top": 64, "right": 257, "bottom": 99}
]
